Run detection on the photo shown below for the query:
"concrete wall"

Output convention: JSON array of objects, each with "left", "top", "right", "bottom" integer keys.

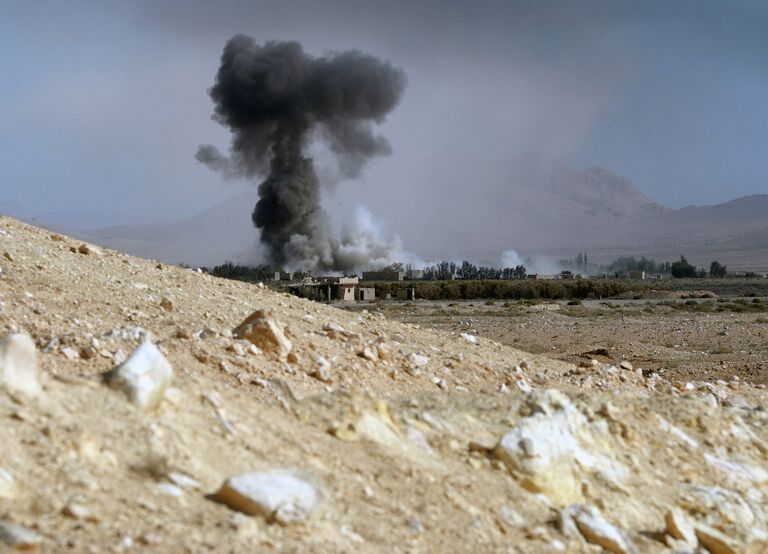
[
  {"left": 357, "top": 287, "right": 376, "bottom": 301},
  {"left": 362, "top": 271, "right": 404, "bottom": 281}
]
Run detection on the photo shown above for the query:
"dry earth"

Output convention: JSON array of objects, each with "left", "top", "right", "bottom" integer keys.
[
  {"left": 376, "top": 300, "right": 768, "bottom": 385},
  {"left": 1, "top": 215, "right": 768, "bottom": 553}
]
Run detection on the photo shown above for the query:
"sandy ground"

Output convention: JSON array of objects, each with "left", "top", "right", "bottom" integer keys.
[
  {"left": 1, "top": 215, "right": 768, "bottom": 553},
  {"left": 369, "top": 298, "right": 768, "bottom": 385}
]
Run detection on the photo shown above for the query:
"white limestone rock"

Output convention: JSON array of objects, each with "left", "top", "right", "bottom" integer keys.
[
  {"left": 0, "top": 333, "right": 41, "bottom": 396},
  {"left": 213, "top": 471, "right": 320, "bottom": 524},
  {"left": 0, "top": 520, "right": 42, "bottom": 550},
  {"left": 233, "top": 310, "right": 292, "bottom": 359},
  {"left": 0, "top": 469, "right": 18, "bottom": 500},
  {"left": 564, "top": 505, "right": 637, "bottom": 554},
  {"left": 494, "top": 389, "right": 626, "bottom": 505},
  {"left": 694, "top": 522, "right": 741, "bottom": 554},
  {"left": 664, "top": 507, "right": 696, "bottom": 545},
  {"left": 407, "top": 353, "right": 429, "bottom": 367},
  {"left": 103, "top": 341, "right": 173, "bottom": 411}
]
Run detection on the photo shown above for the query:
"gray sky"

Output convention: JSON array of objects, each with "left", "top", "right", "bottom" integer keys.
[{"left": 2, "top": 0, "right": 767, "bottom": 226}]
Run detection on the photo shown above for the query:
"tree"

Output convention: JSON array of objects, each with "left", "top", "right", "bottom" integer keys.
[
  {"left": 709, "top": 260, "right": 727, "bottom": 278},
  {"left": 671, "top": 255, "right": 697, "bottom": 278}
]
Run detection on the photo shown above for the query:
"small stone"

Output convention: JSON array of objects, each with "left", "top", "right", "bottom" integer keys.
[
  {"left": 407, "top": 353, "right": 429, "bottom": 367},
  {"left": 619, "top": 361, "right": 633, "bottom": 371},
  {"left": 499, "top": 506, "right": 525, "bottom": 528},
  {"left": 0, "top": 469, "right": 18, "bottom": 500},
  {"left": 156, "top": 483, "right": 183, "bottom": 497},
  {"left": 376, "top": 342, "right": 392, "bottom": 360},
  {"left": 495, "top": 391, "right": 588, "bottom": 504},
  {"left": 0, "top": 520, "right": 42, "bottom": 550},
  {"left": 312, "top": 365, "right": 331, "bottom": 383},
  {"left": 323, "top": 322, "right": 345, "bottom": 338},
  {"left": 102, "top": 341, "right": 173, "bottom": 411},
  {"left": 286, "top": 352, "right": 299, "bottom": 364},
  {"left": 515, "top": 377, "right": 532, "bottom": 393},
  {"left": 460, "top": 333, "right": 477, "bottom": 344},
  {"left": 228, "top": 342, "right": 246, "bottom": 356},
  {"left": 175, "top": 328, "right": 191, "bottom": 340},
  {"left": 113, "top": 349, "right": 127, "bottom": 365},
  {"left": 139, "top": 533, "right": 162, "bottom": 546},
  {"left": 406, "top": 517, "right": 423, "bottom": 534},
  {"left": 212, "top": 471, "right": 319, "bottom": 524},
  {"left": 79, "top": 346, "right": 96, "bottom": 360},
  {"left": 358, "top": 347, "right": 377, "bottom": 361},
  {"left": 694, "top": 523, "right": 740, "bottom": 554},
  {"left": 62, "top": 502, "right": 94, "bottom": 521},
  {"left": 167, "top": 472, "right": 201, "bottom": 489},
  {"left": 77, "top": 244, "right": 90, "bottom": 255},
  {"left": 0, "top": 333, "right": 41, "bottom": 396},
  {"left": 567, "top": 505, "right": 636, "bottom": 554},
  {"left": 404, "top": 365, "right": 421, "bottom": 377},
  {"left": 234, "top": 310, "right": 292, "bottom": 359},
  {"left": 2, "top": 251, "right": 13, "bottom": 262},
  {"left": 664, "top": 508, "right": 696, "bottom": 545},
  {"left": 61, "top": 346, "right": 79, "bottom": 360},
  {"left": 159, "top": 297, "right": 173, "bottom": 312}
]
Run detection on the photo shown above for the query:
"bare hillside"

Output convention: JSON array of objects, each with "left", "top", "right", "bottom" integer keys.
[{"left": 1, "top": 216, "right": 767, "bottom": 552}]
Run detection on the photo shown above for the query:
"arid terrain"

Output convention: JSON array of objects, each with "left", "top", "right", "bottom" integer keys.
[
  {"left": 2, "top": 215, "right": 768, "bottom": 553},
  {"left": 366, "top": 297, "right": 768, "bottom": 385}
]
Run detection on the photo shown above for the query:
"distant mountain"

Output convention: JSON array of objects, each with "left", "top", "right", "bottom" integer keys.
[
  {"left": 86, "top": 191, "right": 261, "bottom": 267},
  {"left": 509, "top": 154, "right": 670, "bottom": 220},
  {"left": 65, "top": 157, "right": 768, "bottom": 272},
  {"left": 515, "top": 193, "right": 768, "bottom": 272}
]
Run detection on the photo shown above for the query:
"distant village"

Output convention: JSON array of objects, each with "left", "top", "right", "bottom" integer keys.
[
  {"left": 207, "top": 254, "right": 767, "bottom": 304},
  {"left": 275, "top": 267, "right": 653, "bottom": 304}
]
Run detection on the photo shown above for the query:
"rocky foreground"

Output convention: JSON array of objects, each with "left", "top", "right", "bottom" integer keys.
[{"left": 0, "top": 215, "right": 767, "bottom": 553}]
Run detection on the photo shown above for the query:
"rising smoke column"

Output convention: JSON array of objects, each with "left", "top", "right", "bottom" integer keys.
[{"left": 196, "top": 36, "right": 407, "bottom": 270}]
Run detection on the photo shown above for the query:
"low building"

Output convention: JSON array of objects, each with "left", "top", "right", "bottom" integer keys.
[
  {"left": 274, "top": 271, "right": 295, "bottom": 281},
  {"left": 362, "top": 271, "right": 405, "bottom": 281},
  {"left": 357, "top": 287, "right": 376, "bottom": 301},
  {"left": 329, "top": 276, "right": 358, "bottom": 302},
  {"left": 288, "top": 275, "right": 359, "bottom": 303},
  {"left": 396, "top": 287, "right": 416, "bottom": 300},
  {"left": 406, "top": 269, "right": 424, "bottom": 280},
  {"left": 628, "top": 270, "right": 646, "bottom": 280}
]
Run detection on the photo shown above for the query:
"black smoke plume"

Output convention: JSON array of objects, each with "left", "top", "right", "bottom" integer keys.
[{"left": 197, "top": 35, "right": 407, "bottom": 270}]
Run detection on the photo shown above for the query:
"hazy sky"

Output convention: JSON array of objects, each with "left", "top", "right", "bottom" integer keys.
[{"left": 2, "top": 0, "right": 767, "bottom": 226}]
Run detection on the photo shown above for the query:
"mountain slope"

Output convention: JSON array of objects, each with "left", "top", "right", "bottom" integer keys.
[{"left": 86, "top": 190, "right": 261, "bottom": 267}]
